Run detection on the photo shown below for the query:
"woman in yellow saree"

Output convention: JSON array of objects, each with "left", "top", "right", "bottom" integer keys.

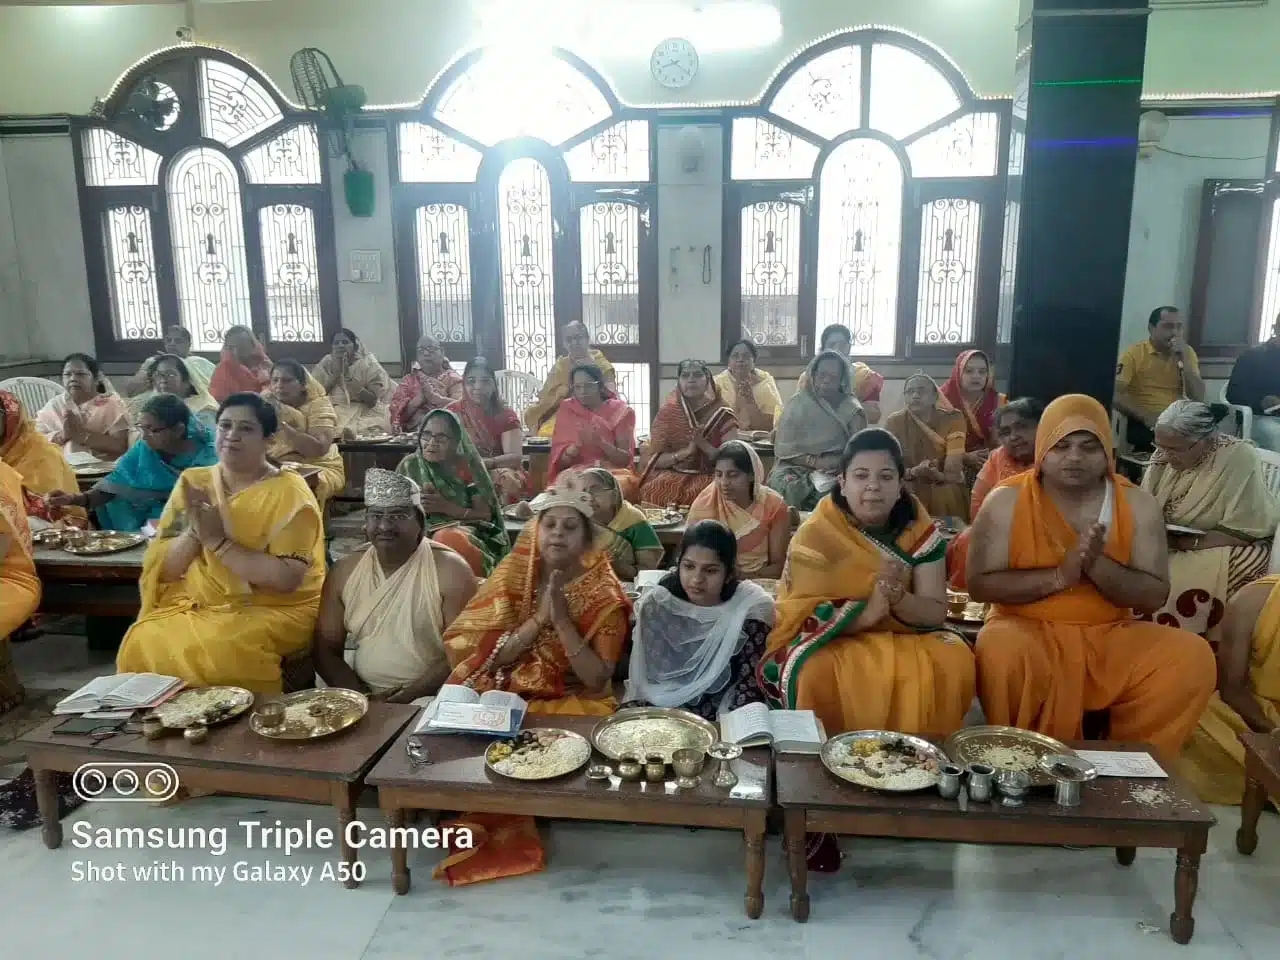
[
  {"left": 443, "top": 475, "right": 629, "bottom": 716},
  {"left": 0, "top": 460, "right": 40, "bottom": 713},
  {"left": 758, "top": 427, "right": 975, "bottom": 734},
  {"left": 715, "top": 339, "right": 783, "bottom": 434},
  {"left": 885, "top": 373, "right": 970, "bottom": 521},
  {"left": 311, "top": 328, "right": 393, "bottom": 438},
  {"left": 116, "top": 393, "right": 325, "bottom": 693},
  {"left": 264, "top": 359, "right": 346, "bottom": 511},
  {"left": 1179, "top": 576, "right": 1280, "bottom": 805},
  {"left": 0, "top": 390, "right": 87, "bottom": 527}
]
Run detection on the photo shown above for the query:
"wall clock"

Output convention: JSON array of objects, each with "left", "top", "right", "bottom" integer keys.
[{"left": 650, "top": 38, "right": 699, "bottom": 90}]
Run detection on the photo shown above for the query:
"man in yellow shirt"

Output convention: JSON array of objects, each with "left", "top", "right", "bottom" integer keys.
[{"left": 1114, "top": 306, "right": 1204, "bottom": 450}]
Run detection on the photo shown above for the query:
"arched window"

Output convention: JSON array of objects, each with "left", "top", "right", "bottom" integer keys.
[
  {"left": 75, "top": 47, "right": 339, "bottom": 361},
  {"left": 394, "top": 49, "right": 656, "bottom": 425},
  {"left": 725, "top": 30, "right": 1009, "bottom": 361}
]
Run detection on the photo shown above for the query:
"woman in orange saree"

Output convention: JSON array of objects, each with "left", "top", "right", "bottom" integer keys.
[
  {"left": 688, "top": 440, "right": 788, "bottom": 579},
  {"left": 946, "top": 397, "right": 1041, "bottom": 590},
  {"left": 448, "top": 357, "right": 528, "bottom": 505},
  {"left": 637, "top": 360, "right": 738, "bottom": 506},
  {"left": 940, "top": 349, "right": 1005, "bottom": 467},
  {"left": 758, "top": 427, "right": 973, "bottom": 873},
  {"left": 548, "top": 362, "right": 637, "bottom": 493},
  {"left": 209, "top": 326, "right": 272, "bottom": 402},
  {"left": 443, "top": 475, "right": 629, "bottom": 715}
]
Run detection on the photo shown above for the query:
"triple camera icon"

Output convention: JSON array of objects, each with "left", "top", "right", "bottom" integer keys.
[{"left": 72, "top": 762, "right": 181, "bottom": 803}]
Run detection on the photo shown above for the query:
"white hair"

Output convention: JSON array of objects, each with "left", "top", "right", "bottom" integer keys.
[{"left": 1155, "top": 400, "right": 1217, "bottom": 441}]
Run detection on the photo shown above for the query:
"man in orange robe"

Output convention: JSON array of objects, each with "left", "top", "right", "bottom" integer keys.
[{"left": 967, "top": 394, "right": 1214, "bottom": 762}]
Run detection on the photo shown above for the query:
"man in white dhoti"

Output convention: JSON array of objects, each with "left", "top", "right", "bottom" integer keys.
[{"left": 313, "top": 468, "right": 475, "bottom": 701}]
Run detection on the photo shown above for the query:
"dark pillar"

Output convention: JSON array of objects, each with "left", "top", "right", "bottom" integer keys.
[{"left": 1006, "top": 0, "right": 1150, "bottom": 407}]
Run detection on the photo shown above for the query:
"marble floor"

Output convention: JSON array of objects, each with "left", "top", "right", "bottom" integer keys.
[{"left": 3, "top": 631, "right": 1279, "bottom": 959}]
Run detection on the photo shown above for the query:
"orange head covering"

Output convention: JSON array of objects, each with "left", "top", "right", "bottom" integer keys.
[{"left": 1034, "top": 394, "right": 1115, "bottom": 474}]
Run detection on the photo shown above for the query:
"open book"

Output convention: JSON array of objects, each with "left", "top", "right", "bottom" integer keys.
[
  {"left": 412, "top": 685, "right": 527, "bottom": 736},
  {"left": 54, "top": 673, "right": 183, "bottom": 715},
  {"left": 719, "top": 703, "right": 825, "bottom": 754}
]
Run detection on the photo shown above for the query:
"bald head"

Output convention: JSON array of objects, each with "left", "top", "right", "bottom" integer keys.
[{"left": 563, "top": 322, "right": 591, "bottom": 361}]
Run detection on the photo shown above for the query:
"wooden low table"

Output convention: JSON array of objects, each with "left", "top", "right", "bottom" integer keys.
[
  {"left": 34, "top": 543, "right": 145, "bottom": 617},
  {"left": 1237, "top": 730, "right": 1280, "bottom": 856},
  {"left": 22, "top": 699, "right": 417, "bottom": 887},
  {"left": 367, "top": 714, "right": 772, "bottom": 916},
  {"left": 776, "top": 740, "right": 1215, "bottom": 944},
  {"left": 336, "top": 439, "right": 415, "bottom": 501}
]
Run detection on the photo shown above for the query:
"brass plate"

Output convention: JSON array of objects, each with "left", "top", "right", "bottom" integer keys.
[
  {"left": 821, "top": 730, "right": 950, "bottom": 793},
  {"left": 72, "top": 463, "right": 113, "bottom": 476},
  {"left": 524, "top": 437, "right": 552, "bottom": 446},
  {"left": 944, "top": 725, "right": 1076, "bottom": 787},
  {"left": 150, "top": 686, "right": 254, "bottom": 729},
  {"left": 503, "top": 504, "right": 534, "bottom": 521},
  {"left": 62, "top": 531, "right": 146, "bottom": 555},
  {"left": 484, "top": 728, "right": 592, "bottom": 780},
  {"left": 359, "top": 434, "right": 394, "bottom": 443},
  {"left": 641, "top": 508, "right": 683, "bottom": 528},
  {"left": 590, "top": 707, "right": 718, "bottom": 763},
  {"left": 249, "top": 688, "right": 368, "bottom": 740},
  {"left": 947, "top": 601, "right": 988, "bottom": 625}
]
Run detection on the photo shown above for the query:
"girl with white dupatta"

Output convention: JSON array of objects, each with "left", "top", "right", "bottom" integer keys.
[{"left": 625, "top": 520, "right": 776, "bottom": 721}]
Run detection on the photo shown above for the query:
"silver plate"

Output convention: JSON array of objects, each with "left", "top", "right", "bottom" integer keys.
[
  {"left": 820, "top": 730, "right": 950, "bottom": 792},
  {"left": 150, "top": 686, "right": 254, "bottom": 729},
  {"left": 944, "top": 725, "right": 1076, "bottom": 787},
  {"left": 483, "top": 728, "right": 592, "bottom": 781},
  {"left": 590, "top": 707, "right": 718, "bottom": 763}
]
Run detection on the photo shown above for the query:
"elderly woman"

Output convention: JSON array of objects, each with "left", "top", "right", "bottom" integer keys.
[
  {"left": 312, "top": 328, "right": 392, "bottom": 437},
  {"left": 626, "top": 520, "right": 775, "bottom": 721},
  {"left": 115, "top": 393, "right": 325, "bottom": 692},
  {"left": 124, "top": 325, "right": 215, "bottom": 398},
  {"left": 583, "top": 467, "right": 663, "bottom": 580},
  {"left": 885, "top": 373, "right": 969, "bottom": 522},
  {"left": 1141, "top": 400, "right": 1278, "bottom": 641},
  {"left": 549, "top": 363, "right": 637, "bottom": 490},
  {"left": 126, "top": 353, "right": 218, "bottom": 434},
  {"left": 390, "top": 335, "right": 464, "bottom": 434},
  {"left": 714, "top": 339, "right": 783, "bottom": 434},
  {"left": 396, "top": 408, "right": 509, "bottom": 576},
  {"left": 209, "top": 325, "right": 271, "bottom": 402},
  {"left": 264, "top": 360, "right": 346, "bottom": 512},
  {"left": 35, "top": 353, "right": 130, "bottom": 459},
  {"left": 48, "top": 394, "right": 217, "bottom": 532},
  {"left": 797, "top": 324, "right": 885, "bottom": 423},
  {"left": 448, "top": 357, "right": 528, "bottom": 504},
  {"left": 638, "top": 360, "right": 738, "bottom": 506},
  {"left": 690, "top": 440, "right": 789, "bottom": 579},
  {"left": 768, "top": 351, "right": 867, "bottom": 510},
  {"left": 442, "top": 474, "right": 629, "bottom": 716},
  {"left": 0, "top": 390, "right": 86, "bottom": 526},
  {"left": 525, "top": 321, "right": 616, "bottom": 437},
  {"left": 940, "top": 349, "right": 1006, "bottom": 482}
]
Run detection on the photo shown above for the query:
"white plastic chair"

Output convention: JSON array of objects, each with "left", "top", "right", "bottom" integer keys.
[
  {"left": 1219, "top": 382, "right": 1253, "bottom": 440},
  {"left": 1256, "top": 448, "right": 1280, "bottom": 574},
  {"left": 0, "top": 376, "right": 62, "bottom": 419},
  {"left": 495, "top": 369, "right": 542, "bottom": 416}
]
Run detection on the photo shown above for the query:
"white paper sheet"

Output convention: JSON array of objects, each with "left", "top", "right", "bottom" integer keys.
[{"left": 1074, "top": 750, "right": 1167, "bottom": 778}]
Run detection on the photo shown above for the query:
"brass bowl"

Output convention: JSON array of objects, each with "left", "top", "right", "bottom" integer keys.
[
  {"left": 584, "top": 764, "right": 613, "bottom": 782},
  {"left": 672, "top": 747, "right": 706, "bottom": 778},
  {"left": 183, "top": 722, "right": 208, "bottom": 744},
  {"left": 616, "top": 755, "right": 643, "bottom": 782},
  {"left": 644, "top": 753, "right": 667, "bottom": 783},
  {"left": 255, "top": 701, "right": 285, "bottom": 729}
]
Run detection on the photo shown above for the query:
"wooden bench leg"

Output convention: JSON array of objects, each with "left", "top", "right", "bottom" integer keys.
[
  {"left": 1237, "top": 756, "right": 1265, "bottom": 856},
  {"left": 385, "top": 806, "right": 411, "bottom": 895},
  {"left": 331, "top": 781, "right": 361, "bottom": 889},
  {"left": 1170, "top": 848, "right": 1201, "bottom": 944},
  {"left": 34, "top": 768, "right": 62, "bottom": 849},
  {"left": 1115, "top": 846, "right": 1136, "bottom": 866},
  {"left": 783, "top": 809, "right": 809, "bottom": 922},
  {"left": 744, "top": 810, "right": 765, "bottom": 919}
]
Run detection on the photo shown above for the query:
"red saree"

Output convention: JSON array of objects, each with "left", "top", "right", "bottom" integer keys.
[
  {"left": 940, "top": 349, "right": 1002, "bottom": 452},
  {"left": 442, "top": 525, "right": 628, "bottom": 712},
  {"left": 447, "top": 396, "right": 528, "bottom": 504},
  {"left": 637, "top": 387, "right": 738, "bottom": 506},
  {"left": 548, "top": 396, "right": 636, "bottom": 486},
  {"left": 209, "top": 346, "right": 271, "bottom": 402}
]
